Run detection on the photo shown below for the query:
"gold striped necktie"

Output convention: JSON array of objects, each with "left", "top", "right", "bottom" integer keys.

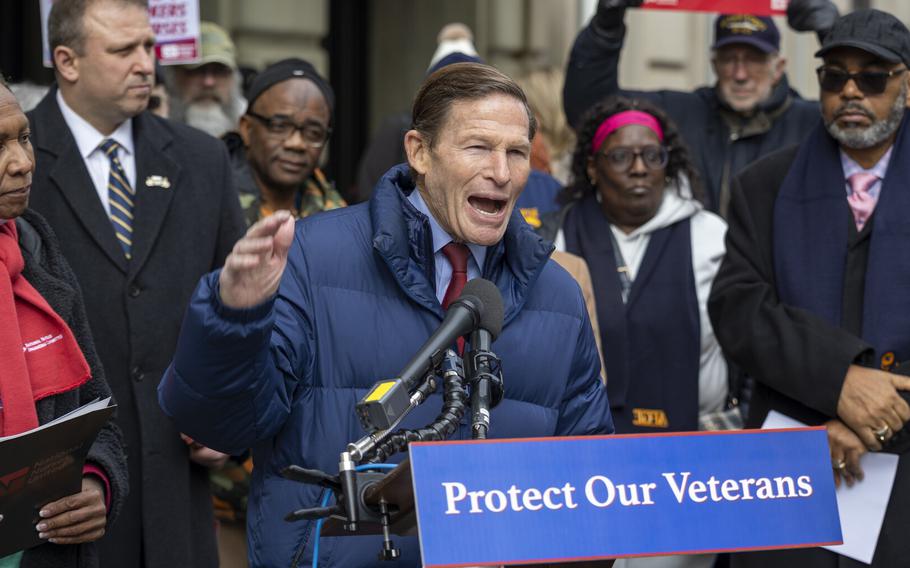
[{"left": 100, "top": 138, "right": 134, "bottom": 260}]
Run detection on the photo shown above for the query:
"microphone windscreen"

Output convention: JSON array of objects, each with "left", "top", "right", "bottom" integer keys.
[{"left": 460, "top": 278, "right": 504, "bottom": 340}]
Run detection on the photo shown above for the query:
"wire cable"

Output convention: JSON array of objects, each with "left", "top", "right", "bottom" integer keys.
[{"left": 304, "top": 464, "right": 398, "bottom": 568}]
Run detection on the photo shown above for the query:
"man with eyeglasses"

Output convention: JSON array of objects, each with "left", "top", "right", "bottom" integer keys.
[
  {"left": 223, "top": 58, "right": 345, "bottom": 227},
  {"left": 710, "top": 9, "right": 910, "bottom": 567},
  {"left": 564, "top": 0, "right": 839, "bottom": 217}
]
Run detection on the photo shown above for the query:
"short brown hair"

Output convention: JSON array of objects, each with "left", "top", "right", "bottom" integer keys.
[
  {"left": 48, "top": 0, "right": 149, "bottom": 56},
  {"left": 411, "top": 62, "right": 537, "bottom": 148}
]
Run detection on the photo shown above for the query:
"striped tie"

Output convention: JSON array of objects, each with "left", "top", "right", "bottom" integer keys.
[{"left": 100, "top": 139, "right": 134, "bottom": 259}]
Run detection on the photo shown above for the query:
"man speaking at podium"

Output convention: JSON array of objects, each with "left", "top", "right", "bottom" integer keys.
[{"left": 159, "top": 62, "right": 613, "bottom": 567}]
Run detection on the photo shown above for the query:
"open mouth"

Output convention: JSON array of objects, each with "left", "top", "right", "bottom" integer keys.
[{"left": 468, "top": 196, "right": 507, "bottom": 217}]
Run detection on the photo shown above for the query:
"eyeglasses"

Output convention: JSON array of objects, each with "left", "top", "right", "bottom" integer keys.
[
  {"left": 246, "top": 111, "right": 331, "bottom": 148},
  {"left": 599, "top": 145, "right": 669, "bottom": 172},
  {"left": 816, "top": 66, "right": 907, "bottom": 95}
]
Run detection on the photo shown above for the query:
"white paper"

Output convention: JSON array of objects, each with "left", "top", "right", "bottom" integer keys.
[
  {"left": 762, "top": 411, "right": 899, "bottom": 564},
  {"left": 0, "top": 397, "right": 112, "bottom": 442}
]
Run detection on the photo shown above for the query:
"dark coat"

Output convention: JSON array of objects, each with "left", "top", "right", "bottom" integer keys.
[
  {"left": 708, "top": 147, "right": 910, "bottom": 567},
  {"left": 26, "top": 90, "right": 246, "bottom": 568},
  {"left": 159, "top": 164, "right": 614, "bottom": 567},
  {"left": 563, "top": 16, "right": 821, "bottom": 214},
  {"left": 15, "top": 209, "right": 128, "bottom": 568}
]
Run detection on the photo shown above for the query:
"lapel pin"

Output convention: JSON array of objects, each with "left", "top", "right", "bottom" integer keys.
[{"left": 145, "top": 175, "right": 171, "bottom": 189}]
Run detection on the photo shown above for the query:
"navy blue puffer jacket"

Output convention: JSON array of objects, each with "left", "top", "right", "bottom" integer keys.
[{"left": 158, "top": 164, "right": 613, "bottom": 567}]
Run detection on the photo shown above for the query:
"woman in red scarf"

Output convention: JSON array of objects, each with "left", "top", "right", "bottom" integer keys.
[{"left": 0, "top": 84, "right": 127, "bottom": 567}]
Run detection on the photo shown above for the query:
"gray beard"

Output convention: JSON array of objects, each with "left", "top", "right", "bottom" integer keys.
[
  {"left": 826, "top": 82, "right": 908, "bottom": 149},
  {"left": 183, "top": 101, "right": 238, "bottom": 139}
]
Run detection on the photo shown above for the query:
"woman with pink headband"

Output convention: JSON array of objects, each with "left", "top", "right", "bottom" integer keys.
[
  {"left": 538, "top": 98, "right": 731, "bottom": 568},
  {"left": 540, "top": 95, "right": 731, "bottom": 563}
]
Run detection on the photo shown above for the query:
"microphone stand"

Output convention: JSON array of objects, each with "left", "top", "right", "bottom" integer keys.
[
  {"left": 281, "top": 349, "right": 468, "bottom": 561},
  {"left": 466, "top": 329, "right": 504, "bottom": 439}
]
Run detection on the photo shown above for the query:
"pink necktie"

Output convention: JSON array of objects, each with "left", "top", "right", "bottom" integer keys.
[{"left": 847, "top": 172, "right": 879, "bottom": 231}]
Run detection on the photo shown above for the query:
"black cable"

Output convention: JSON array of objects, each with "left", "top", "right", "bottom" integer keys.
[{"left": 364, "top": 355, "right": 468, "bottom": 463}]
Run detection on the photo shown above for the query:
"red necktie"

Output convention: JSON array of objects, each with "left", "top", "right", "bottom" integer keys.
[{"left": 441, "top": 242, "right": 470, "bottom": 354}]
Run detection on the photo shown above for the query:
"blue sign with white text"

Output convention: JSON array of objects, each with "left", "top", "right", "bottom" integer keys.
[{"left": 409, "top": 429, "right": 841, "bottom": 567}]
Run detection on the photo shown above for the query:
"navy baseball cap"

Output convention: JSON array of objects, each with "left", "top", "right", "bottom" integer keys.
[{"left": 712, "top": 14, "right": 780, "bottom": 54}]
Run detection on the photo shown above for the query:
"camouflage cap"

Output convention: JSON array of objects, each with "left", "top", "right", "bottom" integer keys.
[{"left": 184, "top": 21, "right": 237, "bottom": 70}]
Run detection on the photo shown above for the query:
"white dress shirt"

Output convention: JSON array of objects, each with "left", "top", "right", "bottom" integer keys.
[
  {"left": 56, "top": 90, "right": 136, "bottom": 216},
  {"left": 406, "top": 189, "right": 486, "bottom": 304}
]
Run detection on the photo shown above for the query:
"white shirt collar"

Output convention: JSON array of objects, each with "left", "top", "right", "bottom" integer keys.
[{"left": 56, "top": 90, "right": 134, "bottom": 159}]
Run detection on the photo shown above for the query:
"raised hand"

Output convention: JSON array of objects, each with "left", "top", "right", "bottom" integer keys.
[
  {"left": 219, "top": 210, "right": 296, "bottom": 309},
  {"left": 787, "top": 0, "right": 839, "bottom": 35},
  {"left": 837, "top": 364, "right": 910, "bottom": 451},
  {"left": 593, "top": 0, "right": 644, "bottom": 33}
]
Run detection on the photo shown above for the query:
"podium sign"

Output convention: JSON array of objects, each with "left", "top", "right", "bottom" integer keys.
[{"left": 410, "top": 429, "right": 841, "bottom": 567}]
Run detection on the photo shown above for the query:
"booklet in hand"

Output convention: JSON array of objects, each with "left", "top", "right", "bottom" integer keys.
[{"left": 0, "top": 397, "right": 115, "bottom": 557}]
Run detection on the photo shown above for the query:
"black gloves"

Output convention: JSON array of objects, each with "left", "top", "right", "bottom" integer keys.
[
  {"left": 593, "top": 0, "right": 644, "bottom": 36},
  {"left": 787, "top": 0, "right": 839, "bottom": 40}
]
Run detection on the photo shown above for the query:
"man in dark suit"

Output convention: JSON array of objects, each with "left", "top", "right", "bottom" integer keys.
[
  {"left": 26, "top": 1, "right": 245, "bottom": 566},
  {"left": 710, "top": 9, "right": 910, "bottom": 568}
]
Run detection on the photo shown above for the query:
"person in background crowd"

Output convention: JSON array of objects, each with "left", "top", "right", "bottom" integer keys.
[
  {"left": 517, "top": 67, "right": 576, "bottom": 185},
  {"left": 0, "top": 80, "right": 128, "bottom": 568},
  {"left": 213, "top": 57, "right": 345, "bottom": 568},
  {"left": 564, "top": 0, "right": 839, "bottom": 216},
  {"left": 148, "top": 61, "right": 170, "bottom": 119},
  {"left": 159, "top": 62, "right": 613, "bottom": 567},
  {"left": 541, "top": 97, "right": 727, "bottom": 441},
  {"left": 168, "top": 21, "right": 246, "bottom": 138},
  {"left": 225, "top": 58, "right": 345, "bottom": 227},
  {"left": 26, "top": 0, "right": 246, "bottom": 566},
  {"left": 7, "top": 82, "right": 50, "bottom": 114},
  {"left": 710, "top": 9, "right": 910, "bottom": 567},
  {"left": 541, "top": 97, "right": 727, "bottom": 567}
]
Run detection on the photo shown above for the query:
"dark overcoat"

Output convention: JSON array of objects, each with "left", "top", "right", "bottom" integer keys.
[
  {"left": 26, "top": 90, "right": 245, "bottom": 568},
  {"left": 709, "top": 147, "right": 910, "bottom": 567}
]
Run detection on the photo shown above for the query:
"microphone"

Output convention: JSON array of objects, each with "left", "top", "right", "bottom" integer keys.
[
  {"left": 355, "top": 279, "right": 501, "bottom": 433},
  {"left": 464, "top": 281, "right": 504, "bottom": 439}
]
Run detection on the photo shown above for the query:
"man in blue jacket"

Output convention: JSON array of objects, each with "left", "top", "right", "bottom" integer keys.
[{"left": 159, "top": 62, "right": 613, "bottom": 567}]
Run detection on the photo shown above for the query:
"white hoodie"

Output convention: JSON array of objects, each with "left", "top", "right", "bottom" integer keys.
[{"left": 555, "top": 177, "right": 728, "bottom": 417}]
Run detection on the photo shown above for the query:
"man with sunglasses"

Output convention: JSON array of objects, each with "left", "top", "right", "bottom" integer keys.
[
  {"left": 223, "top": 58, "right": 345, "bottom": 227},
  {"left": 710, "top": 9, "right": 910, "bottom": 567},
  {"left": 564, "top": 0, "right": 839, "bottom": 218}
]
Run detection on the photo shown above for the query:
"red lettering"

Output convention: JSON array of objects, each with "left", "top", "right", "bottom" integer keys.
[{"left": 0, "top": 467, "right": 29, "bottom": 497}]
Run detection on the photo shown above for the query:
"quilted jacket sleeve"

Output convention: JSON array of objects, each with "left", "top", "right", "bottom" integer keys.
[{"left": 158, "top": 229, "right": 314, "bottom": 453}]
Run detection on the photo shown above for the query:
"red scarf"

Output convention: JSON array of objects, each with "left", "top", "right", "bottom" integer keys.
[{"left": 0, "top": 220, "right": 90, "bottom": 436}]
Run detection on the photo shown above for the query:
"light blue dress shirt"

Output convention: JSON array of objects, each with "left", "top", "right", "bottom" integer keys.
[{"left": 406, "top": 189, "right": 486, "bottom": 304}]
